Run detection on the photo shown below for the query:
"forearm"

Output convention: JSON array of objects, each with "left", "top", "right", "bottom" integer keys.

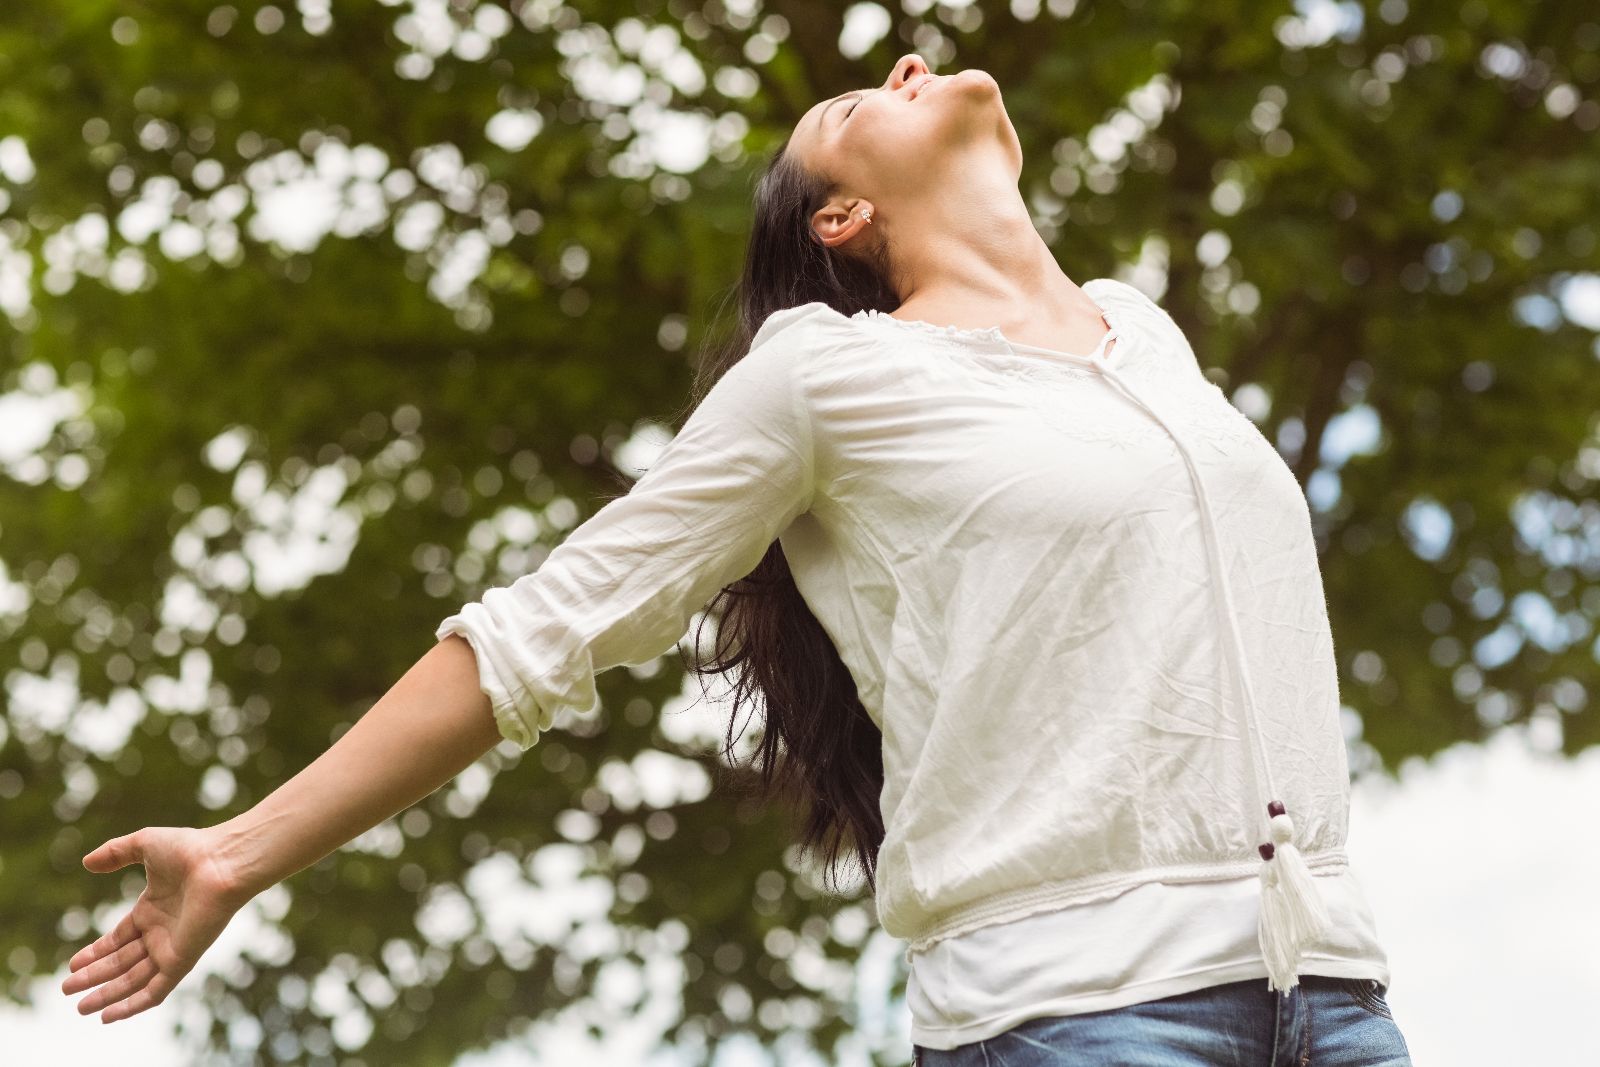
[{"left": 212, "top": 634, "right": 506, "bottom": 900}]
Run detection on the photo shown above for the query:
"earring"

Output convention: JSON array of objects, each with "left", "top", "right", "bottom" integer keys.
[{"left": 859, "top": 207, "right": 873, "bottom": 224}]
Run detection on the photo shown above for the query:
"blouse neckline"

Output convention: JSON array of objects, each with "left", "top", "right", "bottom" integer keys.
[{"left": 850, "top": 277, "right": 1123, "bottom": 368}]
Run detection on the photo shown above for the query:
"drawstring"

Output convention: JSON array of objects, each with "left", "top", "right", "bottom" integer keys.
[{"left": 1090, "top": 352, "right": 1333, "bottom": 994}]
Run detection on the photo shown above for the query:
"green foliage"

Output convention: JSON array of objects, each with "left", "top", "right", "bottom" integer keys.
[{"left": 2, "top": 1, "right": 1597, "bottom": 1064}]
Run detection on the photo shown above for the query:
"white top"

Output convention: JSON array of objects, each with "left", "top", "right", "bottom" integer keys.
[
  {"left": 435, "top": 278, "right": 1392, "bottom": 1033},
  {"left": 904, "top": 867, "right": 1391, "bottom": 1050}
]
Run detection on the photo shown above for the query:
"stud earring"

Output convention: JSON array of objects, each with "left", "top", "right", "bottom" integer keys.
[{"left": 859, "top": 207, "right": 873, "bottom": 224}]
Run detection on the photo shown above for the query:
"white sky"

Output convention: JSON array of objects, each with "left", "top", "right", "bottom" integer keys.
[{"left": 10, "top": 724, "right": 1598, "bottom": 1065}]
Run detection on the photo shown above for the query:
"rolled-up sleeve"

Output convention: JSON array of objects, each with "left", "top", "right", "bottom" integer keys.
[{"left": 435, "top": 302, "right": 830, "bottom": 748}]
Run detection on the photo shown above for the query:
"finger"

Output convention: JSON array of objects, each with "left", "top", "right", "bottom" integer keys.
[
  {"left": 67, "top": 912, "right": 140, "bottom": 974},
  {"left": 61, "top": 935, "right": 147, "bottom": 995},
  {"left": 77, "top": 953, "right": 157, "bottom": 1018},
  {"left": 82, "top": 829, "right": 145, "bottom": 874},
  {"left": 102, "top": 970, "right": 175, "bottom": 1025}
]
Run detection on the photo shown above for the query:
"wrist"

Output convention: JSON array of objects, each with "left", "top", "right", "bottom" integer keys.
[{"left": 204, "top": 813, "right": 275, "bottom": 906}]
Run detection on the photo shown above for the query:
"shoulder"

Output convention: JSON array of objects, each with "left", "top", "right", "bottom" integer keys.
[
  {"left": 1084, "top": 276, "right": 1165, "bottom": 313},
  {"left": 1085, "top": 277, "right": 1204, "bottom": 376},
  {"left": 749, "top": 300, "right": 861, "bottom": 354},
  {"left": 700, "top": 302, "right": 865, "bottom": 418},
  {"left": 1086, "top": 277, "right": 1191, "bottom": 337}
]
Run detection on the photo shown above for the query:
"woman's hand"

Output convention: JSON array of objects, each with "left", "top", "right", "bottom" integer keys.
[
  {"left": 60, "top": 638, "right": 506, "bottom": 1024},
  {"left": 62, "top": 825, "right": 251, "bottom": 1024}
]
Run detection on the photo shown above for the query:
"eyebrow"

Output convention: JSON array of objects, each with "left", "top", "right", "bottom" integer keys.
[{"left": 816, "top": 90, "right": 864, "bottom": 134}]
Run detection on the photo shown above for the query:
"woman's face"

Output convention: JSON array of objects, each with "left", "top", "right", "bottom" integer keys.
[{"left": 786, "top": 53, "right": 1020, "bottom": 240}]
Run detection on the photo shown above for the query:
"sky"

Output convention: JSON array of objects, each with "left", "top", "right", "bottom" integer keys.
[{"left": 10, "top": 723, "right": 1599, "bottom": 1066}]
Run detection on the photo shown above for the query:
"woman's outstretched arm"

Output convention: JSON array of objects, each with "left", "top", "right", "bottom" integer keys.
[
  {"left": 210, "top": 633, "right": 503, "bottom": 895},
  {"left": 63, "top": 635, "right": 503, "bottom": 1023},
  {"left": 66, "top": 299, "right": 832, "bottom": 1024}
]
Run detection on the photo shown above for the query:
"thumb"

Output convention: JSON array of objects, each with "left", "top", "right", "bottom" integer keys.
[{"left": 83, "top": 830, "right": 145, "bottom": 874}]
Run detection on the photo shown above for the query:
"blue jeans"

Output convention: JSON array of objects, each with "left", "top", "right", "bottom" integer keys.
[{"left": 912, "top": 975, "right": 1413, "bottom": 1066}]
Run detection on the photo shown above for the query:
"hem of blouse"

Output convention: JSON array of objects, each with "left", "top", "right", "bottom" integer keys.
[
  {"left": 900, "top": 847, "right": 1351, "bottom": 956},
  {"left": 906, "top": 952, "right": 1390, "bottom": 1048},
  {"left": 436, "top": 619, "right": 570, "bottom": 751},
  {"left": 907, "top": 958, "right": 1271, "bottom": 1047},
  {"left": 440, "top": 623, "right": 541, "bottom": 749},
  {"left": 490, "top": 684, "right": 541, "bottom": 750}
]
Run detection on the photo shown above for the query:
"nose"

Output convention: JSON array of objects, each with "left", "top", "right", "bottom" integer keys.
[{"left": 887, "top": 53, "right": 929, "bottom": 91}]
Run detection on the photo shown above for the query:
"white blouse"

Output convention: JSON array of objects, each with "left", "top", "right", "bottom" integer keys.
[{"left": 435, "top": 277, "right": 1393, "bottom": 1046}]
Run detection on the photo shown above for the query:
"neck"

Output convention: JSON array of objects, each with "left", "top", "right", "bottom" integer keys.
[{"left": 883, "top": 162, "right": 1091, "bottom": 325}]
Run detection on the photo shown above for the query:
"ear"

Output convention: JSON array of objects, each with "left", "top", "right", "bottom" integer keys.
[{"left": 813, "top": 201, "right": 874, "bottom": 248}]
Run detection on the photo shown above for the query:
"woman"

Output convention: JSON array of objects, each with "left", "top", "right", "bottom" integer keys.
[{"left": 63, "top": 52, "right": 1412, "bottom": 1066}]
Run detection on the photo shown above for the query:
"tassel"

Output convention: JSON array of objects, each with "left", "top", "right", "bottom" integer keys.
[{"left": 1256, "top": 800, "right": 1332, "bottom": 993}]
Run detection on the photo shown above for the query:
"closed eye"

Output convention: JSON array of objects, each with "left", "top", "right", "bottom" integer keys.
[{"left": 847, "top": 92, "right": 864, "bottom": 119}]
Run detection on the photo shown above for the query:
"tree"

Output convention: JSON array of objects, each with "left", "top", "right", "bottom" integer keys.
[{"left": 2, "top": 1, "right": 1597, "bottom": 1063}]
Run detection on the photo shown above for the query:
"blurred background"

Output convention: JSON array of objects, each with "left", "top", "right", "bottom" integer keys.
[{"left": 2, "top": 1, "right": 1598, "bottom": 1064}]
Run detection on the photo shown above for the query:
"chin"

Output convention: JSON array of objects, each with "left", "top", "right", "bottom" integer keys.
[{"left": 952, "top": 67, "right": 1001, "bottom": 94}]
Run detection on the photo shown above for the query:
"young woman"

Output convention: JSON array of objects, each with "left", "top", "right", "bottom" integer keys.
[{"left": 64, "top": 51, "right": 1412, "bottom": 1066}]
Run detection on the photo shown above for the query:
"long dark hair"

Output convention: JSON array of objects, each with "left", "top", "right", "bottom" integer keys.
[{"left": 672, "top": 141, "right": 899, "bottom": 896}]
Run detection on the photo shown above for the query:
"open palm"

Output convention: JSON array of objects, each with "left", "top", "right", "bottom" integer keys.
[{"left": 62, "top": 825, "right": 249, "bottom": 1023}]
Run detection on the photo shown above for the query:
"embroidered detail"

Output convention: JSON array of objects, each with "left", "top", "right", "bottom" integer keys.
[
  {"left": 850, "top": 304, "right": 1271, "bottom": 458},
  {"left": 1188, "top": 380, "right": 1273, "bottom": 457},
  {"left": 964, "top": 351, "right": 1102, "bottom": 386},
  {"left": 853, "top": 307, "right": 1011, "bottom": 349},
  {"left": 964, "top": 354, "right": 1156, "bottom": 450}
]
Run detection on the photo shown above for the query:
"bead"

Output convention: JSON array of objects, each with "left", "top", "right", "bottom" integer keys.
[
  {"left": 1259, "top": 842, "right": 1276, "bottom": 860},
  {"left": 1267, "top": 800, "right": 1286, "bottom": 818}
]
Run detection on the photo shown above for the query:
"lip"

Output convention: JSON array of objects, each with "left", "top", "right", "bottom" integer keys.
[{"left": 909, "top": 74, "right": 936, "bottom": 100}]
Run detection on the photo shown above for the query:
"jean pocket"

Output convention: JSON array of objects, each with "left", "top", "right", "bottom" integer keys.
[{"left": 1335, "top": 977, "right": 1394, "bottom": 1020}]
